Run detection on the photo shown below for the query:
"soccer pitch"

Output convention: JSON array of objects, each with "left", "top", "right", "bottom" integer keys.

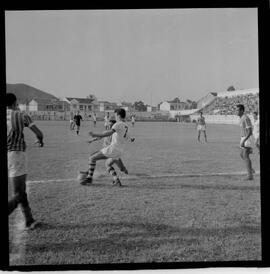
[{"left": 8, "top": 121, "right": 261, "bottom": 265}]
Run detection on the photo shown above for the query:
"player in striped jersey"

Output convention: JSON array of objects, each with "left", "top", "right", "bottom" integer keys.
[
  {"left": 7, "top": 93, "right": 44, "bottom": 229},
  {"left": 252, "top": 111, "right": 260, "bottom": 153},
  {"left": 237, "top": 104, "right": 254, "bottom": 180}
]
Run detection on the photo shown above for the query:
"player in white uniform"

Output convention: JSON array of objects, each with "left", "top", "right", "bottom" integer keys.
[
  {"left": 237, "top": 104, "right": 254, "bottom": 180},
  {"left": 196, "top": 112, "right": 207, "bottom": 142},
  {"left": 252, "top": 111, "right": 260, "bottom": 153},
  {"left": 87, "top": 118, "right": 134, "bottom": 174},
  {"left": 104, "top": 112, "right": 110, "bottom": 130},
  {"left": 131, "top": 115, "right": 135, "bottom": 127},
  {"left": 81, "top": 108, "right": 133, "bottom": 186}
]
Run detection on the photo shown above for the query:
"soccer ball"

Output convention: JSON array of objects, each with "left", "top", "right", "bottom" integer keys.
[{"left": 77, "top": 171, "right": 88, "bottom": 182}]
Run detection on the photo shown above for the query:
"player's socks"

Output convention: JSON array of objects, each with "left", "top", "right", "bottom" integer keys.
[
  {"left": 87, "top": 161, "right": 96, "bottom": 179},
  {"left": 108, "top": 166, "right": 118, "bottom": 181}
]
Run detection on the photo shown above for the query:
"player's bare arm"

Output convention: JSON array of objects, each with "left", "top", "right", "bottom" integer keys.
[
  {"left": 87, "top": 137, "right": 102, "bottom": 144},
  {"left": 30, "top": 124, "right": 44, "bottom": 147},
  {"left": 89, "top": 129, "right": 115, "bottom": 138}
]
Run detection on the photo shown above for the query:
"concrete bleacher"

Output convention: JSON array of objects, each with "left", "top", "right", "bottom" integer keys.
[{"left": 201, "top": 90, "right": 259, "bottom": 116}]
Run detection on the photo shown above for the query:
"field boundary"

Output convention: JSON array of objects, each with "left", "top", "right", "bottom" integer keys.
[{"left": 27, "top": 170, "right": 260, "bottom": 185}]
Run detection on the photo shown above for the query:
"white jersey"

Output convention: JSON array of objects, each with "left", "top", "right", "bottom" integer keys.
[
  {"left": 110, "top": 121, "right": 129, "bottom": 152},
  {"left": 104, "top": 116, "right": 110, "bottom": 126},
  {"left": 253, "top": 119, "right": 259, "bottom": 139}
]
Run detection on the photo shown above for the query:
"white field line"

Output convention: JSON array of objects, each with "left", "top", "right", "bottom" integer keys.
[{"left": 27, "top": 170, "right": 260, "bottom": 185}]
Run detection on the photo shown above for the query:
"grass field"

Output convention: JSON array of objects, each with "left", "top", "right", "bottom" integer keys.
[{"left": 8, "top": 120, "right": 261, "bottom": 266}]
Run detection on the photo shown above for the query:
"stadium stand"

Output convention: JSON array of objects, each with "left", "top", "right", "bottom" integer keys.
[{"left": 200, "top": 93, "right": 259, "bottom": 115}]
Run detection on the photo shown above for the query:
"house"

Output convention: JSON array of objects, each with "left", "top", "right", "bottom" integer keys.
[
  {"left": 98, "top": 101, "right": 118, "bottom": 112},
  {"left": 28, "top": 98, "right": 55, "bottom": 112},
  {"left": 57, "top": 100, "right": 70, "bottom": 112},
  {"left": 64, "top": 97, "right": 98, "bottom": 113},
  {"left": 28, "top": 98, "right": 70, "bottom": 112},
  {"left": 147, "top": 105, "right": 157, "bottom": 112},
  {"left": 159, "top": 97, "right": 187, "bottom": 111},
  {"left": 196, "top": 92, "right": 217, "bottom": 109},
  {"left": 119, "top": 102, "right": 134, "bottom": 112}
]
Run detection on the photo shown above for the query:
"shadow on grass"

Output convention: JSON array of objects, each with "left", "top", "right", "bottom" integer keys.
[
  {"left": 79, "top": 183, "right": 128, "bottom": 188},
  {"left": 125, "top": 181, "right": 260, "bottom": 191},
  {"left": 25, "top": 221, "right": 261, "bottom": 254}
]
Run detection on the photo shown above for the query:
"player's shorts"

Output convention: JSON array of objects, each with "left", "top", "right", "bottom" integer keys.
[
  {"left": 8, "top": 151, "right": 27, "bottom": 177},
  {"left": 75, "top": 124, "right": 80, "bottom": 131},
  {"left": 254, "top": 136, "right": 260, "bottom": 146},
  {"left": 100, "top": 145, "right": 122, "bottom": 159},
  {"left": 240, "top": 137, "right": 253, "bottom": 153},
  {"left": 197, "top": 125, "right": 206, "bottom": 131}
]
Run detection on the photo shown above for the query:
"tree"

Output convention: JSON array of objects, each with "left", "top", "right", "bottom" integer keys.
[
  {"left": 227, "top": 85, "right": 236, "bottom": 91},
  {"left": 133, "top": 100, "right": 147, "bottom": 111},
  {"left": 86, "top": 94, "right": 97, "bottom": 102},
  {"left": 191, "top": 101, "right": 197, "bottom": 109}
]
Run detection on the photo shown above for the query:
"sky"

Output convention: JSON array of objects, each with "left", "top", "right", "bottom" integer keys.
[{"left": 5, "top": 9, "right": 258, "bottom": 105}]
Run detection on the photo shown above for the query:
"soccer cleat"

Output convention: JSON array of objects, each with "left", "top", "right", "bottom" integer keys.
[
  {"left": 80, "top": 177, "right": 93, "bottom": 186},
  {"left": 112, "top": 178, "right": 122, "bottom": 187},
  {"left": 26, "top": 219, "right": 40, "bottom": 230},
  {"left": 121, "top": 167, "right": 128, "bottom": 174},
  {"left": 242, "top": 176, "right": 254, "bottom": 181}
]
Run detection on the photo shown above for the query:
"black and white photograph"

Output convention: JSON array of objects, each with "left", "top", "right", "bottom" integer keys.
[{"left": 2, "top": 3, "right": 270, "bottom": 271}]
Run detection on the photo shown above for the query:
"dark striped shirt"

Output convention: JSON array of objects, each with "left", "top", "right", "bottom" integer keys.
[{"left": 7, "top": 109, "right": 34, "bottom": 152}]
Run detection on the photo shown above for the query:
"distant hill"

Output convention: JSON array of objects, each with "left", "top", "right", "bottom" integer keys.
[{"left": 6, "top": 83, "right": 58, "bottom": 103}]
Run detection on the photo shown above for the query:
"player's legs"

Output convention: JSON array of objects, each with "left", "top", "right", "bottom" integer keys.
[
  {"left": 239, "top": 148, "right": 244, "bottom": 160},
  {"left": 8, "top": 175, "right": 35, "bottom": 226},
  {"left": 242, "top": 148, "right": 254, "bottom": 180},
  {"left": 255, "top": 138, "right": 260, "bottom": 153},
  {"left": 105, "top": 158, "right": 122, "bottom": 186},
  {"left": 197, "top": 130, "right": 201, "bottom": 142},
  {"left": 203, "top": 130, "right": 207, "bottom": 142},
  {"left": 85, "top": 151, "right": 107, "bottom": 181},
  {"left": 115, "top": 158, "right": 128, "bottom": 174}
]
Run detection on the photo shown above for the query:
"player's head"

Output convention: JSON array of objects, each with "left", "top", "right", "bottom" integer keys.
[
  {"left": 77, "top": 110, "right": 80, "bottom": 114},
  {"left": 114, "top": 108, "right": 126, "bottom": 120},
  {"left": 108, "top": 118, "right": 116, "bottom": 129},
  {"left": 253, "top": 111, "right": 258, "bottom": 120},
  {"left": 6, "top": 93, "right": 18, "bottom": 109},
  {"left": 236, "top": 104, "right": 245, "bottom": 116}
]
